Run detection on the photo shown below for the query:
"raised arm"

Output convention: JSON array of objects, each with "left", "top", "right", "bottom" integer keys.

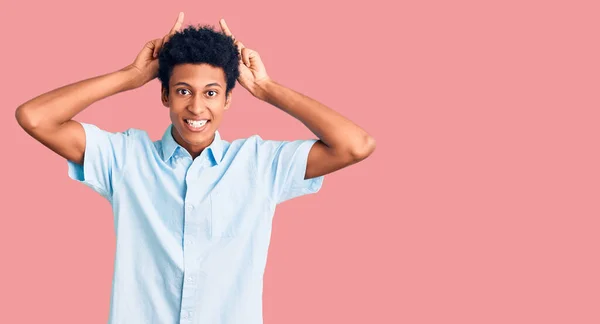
[
  {"left": 219, "top": 18, "right": 376, "bottom": 179},
  {"left": 253, "top": 81, "right": 376, "bottom": 179},
  {"left": 15, "top": 12, "right": 185, "bottom": 165}
]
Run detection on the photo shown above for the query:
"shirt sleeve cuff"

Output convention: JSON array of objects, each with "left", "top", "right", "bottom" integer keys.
[
  {"left": 286, "top": 139, "right": 324, "bottom": 198},
  {"left": 66, "top": 123, "right": 111, "bottom": 199}
]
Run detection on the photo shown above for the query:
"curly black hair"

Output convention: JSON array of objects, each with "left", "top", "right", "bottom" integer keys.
[{"left": 158, "top": 24, "right": 240, "bottom": 96}]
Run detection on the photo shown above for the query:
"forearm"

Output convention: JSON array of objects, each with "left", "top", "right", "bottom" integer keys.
[
  {"left": 16, "top": 66, "right": 140, "bottom": 129},
  {"left": 254, "top": 79, "right": 375, "bottom": 157}
]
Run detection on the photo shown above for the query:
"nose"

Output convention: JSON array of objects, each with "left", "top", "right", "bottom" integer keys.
[{"left": 187, "top": 94, "right": 206, "bottom": 115}]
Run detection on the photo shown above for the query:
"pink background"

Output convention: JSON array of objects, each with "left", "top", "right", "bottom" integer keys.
[{"left": 2, "top": 0, "right": 599, "bottom": 323}]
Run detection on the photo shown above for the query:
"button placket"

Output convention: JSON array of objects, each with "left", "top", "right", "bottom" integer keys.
[
  {"left": 180, "top": 158, "right": 215, "bottom": 323},
  {"left": 181, "top": 310, "right": 193, "bottom": 321},
  {"left": 185, "top": 203, "right": 194, "bottom": 212}
]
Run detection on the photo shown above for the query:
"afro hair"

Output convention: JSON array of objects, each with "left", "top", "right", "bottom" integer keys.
[{"left": 158, "top": 24, "right": 240, "bottom": 96}]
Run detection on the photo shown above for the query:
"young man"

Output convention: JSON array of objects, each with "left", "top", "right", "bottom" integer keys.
[{"left": 16, "top": 13, "right": 375, "bottom": 324}]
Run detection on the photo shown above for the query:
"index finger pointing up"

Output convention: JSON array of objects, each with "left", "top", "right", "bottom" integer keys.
[
  {"left": 219, "top": 18, "right": 233, "bottom": 37},
  {"left": 170, "top": 12, "right": 184, "bottom": 35}
]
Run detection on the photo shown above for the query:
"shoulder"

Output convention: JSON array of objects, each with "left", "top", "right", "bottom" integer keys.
[
  {"left": 117, "top": 127, "right": 154, "bottom": 151},
  {"left": 230, "top": 134, "right": 294, "bottom": 148},
  {"left": 224, "top": 134, "right": 315, "bottom": 162},
  {"left": 114, "top": 127, "right": 158, "bottom": 148},
  {"left": 79, "top": 123, "right": 144, "bottom": 141},
  {"left": 224, "top": 134, "right": 278, "bottom": 155},
  {"left": 218, "top": 135, "right": 274, "bottom": 166},
  {"left": 94, "top": 126, "right": 159, "bottom": 157}
]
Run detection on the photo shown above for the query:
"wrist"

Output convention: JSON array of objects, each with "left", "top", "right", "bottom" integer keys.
[
  {"left": 251, "top": 77, "right": 275, "bottom": 101},
  {"left": 119, "top": 65, "right": 146, "bottom": 90}
]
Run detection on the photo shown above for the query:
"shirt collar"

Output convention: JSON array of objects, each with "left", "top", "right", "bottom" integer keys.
[{"left": 160, "top": 124, "right": 223, "bottom": 164}]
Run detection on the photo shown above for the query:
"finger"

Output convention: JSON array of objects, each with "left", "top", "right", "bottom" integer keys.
[
  {"left": 241, "top": 47, "right": 251, "bottom": 67},
  {"left": 147, "top": 39, "right": 158, "bottom": 57},
  {"left": 235, "top": 40, "right": 246, "bottom": 51},
  {"left": 234, "top": 41, "right": 246, "bottom": 62},
  {"left": 170, "top": 12, "right": 184, "bottom": 35},
  {"left": 163, "top": 13, "right": 183, "bottom": 47},
  {"left": 219, "top": 18, "right": 233, "bottom": 37},
  {"left": 153, "top": 38, "right": 164, "bottom": 58},
  {"left": 152, "top": 39, "right": 160, "bottom": 58},
  {"left": 144, "top": 39, "right": 155, "bottom": 49},
  {"left": 248, "top": 50, "right": 264, "bottom": 71}
]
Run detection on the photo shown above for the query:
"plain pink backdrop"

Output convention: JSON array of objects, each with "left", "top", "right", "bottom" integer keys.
[{"left": 2, "top": 0, "right": 599, "bottom": 323}]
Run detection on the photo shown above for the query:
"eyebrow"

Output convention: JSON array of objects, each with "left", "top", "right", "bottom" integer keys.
[{"left": 174, "top": 82, "right": 222, "bottom": 88}]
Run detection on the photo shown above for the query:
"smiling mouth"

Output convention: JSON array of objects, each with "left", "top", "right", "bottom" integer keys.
[{"left": 184, "top": 119, "right": 209, "bottom": 128}]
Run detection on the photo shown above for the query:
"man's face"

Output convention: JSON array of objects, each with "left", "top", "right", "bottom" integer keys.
[{"left": 162, "top": 63, "right": 231, "bottom": 158}]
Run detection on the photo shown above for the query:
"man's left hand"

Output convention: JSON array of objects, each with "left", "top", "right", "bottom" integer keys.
[{"left": 219, "top": 18, "right": 271, "bottom": 97}]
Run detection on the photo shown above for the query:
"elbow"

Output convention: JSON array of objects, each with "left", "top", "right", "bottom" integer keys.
[
  {"left": 15, "top": 105, "right": 41, "bottom": 131},
  {"left": 347, "top": 134, "right": 376, "bottom": 162}
]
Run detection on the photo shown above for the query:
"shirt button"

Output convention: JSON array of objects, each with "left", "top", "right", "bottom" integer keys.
[
  {"left": 186, "top": 204, "right": 194, "bottom": 212},
  {"left": 187, "top": 276, "right": 194, "bottom": 283},
  {"left": 186, "top": 239, "right": 195, "bottom": 245}
]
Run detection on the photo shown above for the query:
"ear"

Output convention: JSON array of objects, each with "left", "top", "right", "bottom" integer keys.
[
  {"left": 161, "top": 86, "right": 169, "bottom": 108},
  {"left": 224, "top": 91, "right": 233, "bottom": 110}
]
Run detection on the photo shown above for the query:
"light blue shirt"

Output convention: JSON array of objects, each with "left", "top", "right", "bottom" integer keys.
[{"left": 67, "top": 122, "right": 324, "bottom": 324}]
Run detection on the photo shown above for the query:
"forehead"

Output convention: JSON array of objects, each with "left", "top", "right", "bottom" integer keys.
[{"left": 170, "top": 63, "right": 226, "bottom": 87}]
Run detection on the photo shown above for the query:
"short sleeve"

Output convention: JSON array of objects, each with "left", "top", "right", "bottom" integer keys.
[
  {"left": 258, "top": 137, "right": 324, "bottom": 204},
  {"left": 67, "top": 122, "right": 133, "bottom": 201}
]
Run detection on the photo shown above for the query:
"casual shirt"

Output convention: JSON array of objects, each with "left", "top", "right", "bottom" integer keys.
[{"left": 67, "top": 122, "right": 324, "bottom": 323}]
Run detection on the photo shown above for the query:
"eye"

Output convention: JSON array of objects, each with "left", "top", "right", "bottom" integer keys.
[
  {"left": 206, "top": 90, "right": 218, "bottom": 97},
  {"left": 177, "top": 89, "right": 190, "bottom": 95}
]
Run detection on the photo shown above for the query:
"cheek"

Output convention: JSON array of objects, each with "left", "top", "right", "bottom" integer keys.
[
  {"left": 169, "top": 110, "right": 180, "bottom": 122},
  {"left": 169, "top": 105, "right": 185, "bottom": 116},
  {"left": 206, "top": 103, "right": 226, "bottom": 116}
]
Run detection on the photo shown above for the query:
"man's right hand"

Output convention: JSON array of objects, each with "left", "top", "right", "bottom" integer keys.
[
  {"left": 16, "top": 12, "right": 185, "bottom": 166},
  {"left": 126, "top": 12, "right": 185, "bottom": 88}
]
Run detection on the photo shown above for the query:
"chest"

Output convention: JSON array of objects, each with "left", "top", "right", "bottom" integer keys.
[{"left": 121, "top": 154, "right": 272, "bottom": 239}]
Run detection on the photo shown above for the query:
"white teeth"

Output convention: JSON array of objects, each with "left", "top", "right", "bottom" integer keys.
[{"left": 186, "top": 119, "right": 207, "bottom": 128}]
